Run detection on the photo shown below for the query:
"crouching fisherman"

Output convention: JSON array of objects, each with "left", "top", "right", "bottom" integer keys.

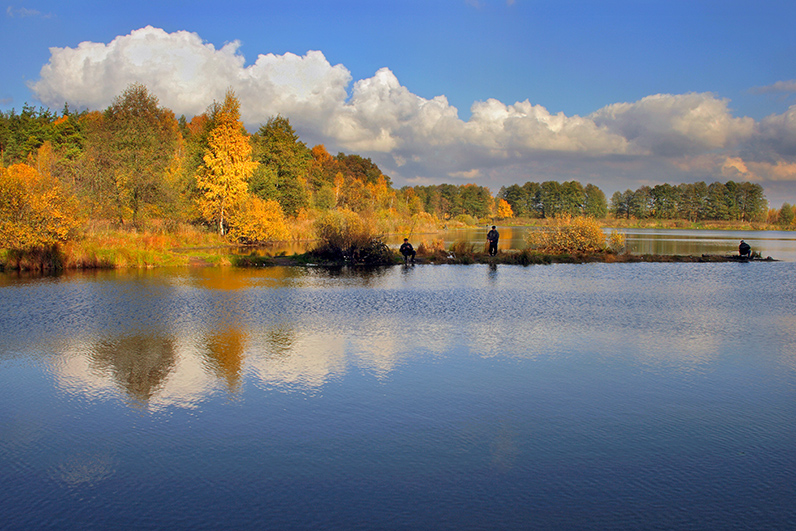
[
  {"left": 400, "top": 238, "right": 416, "bottom": 264},
  {"left": 739, "top": 240, "right": 751, "bottom": 258}
]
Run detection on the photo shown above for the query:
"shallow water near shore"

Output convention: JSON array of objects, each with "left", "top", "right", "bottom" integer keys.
[{"left": 2, "top": 233, "right": 796, "bottom": 529}]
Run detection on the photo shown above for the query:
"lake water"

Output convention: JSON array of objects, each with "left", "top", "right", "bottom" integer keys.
[{"left": 2, "top": 230, "right": 796, "bottom": 530}]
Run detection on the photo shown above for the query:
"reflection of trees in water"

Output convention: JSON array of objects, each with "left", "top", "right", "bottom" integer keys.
[
  {"left": 307, "top": 265, "right": 391, "bottom": 285},
  {"left": 264, "top": 324, "right": 297, "bottom": 359},
  {"left": 202, "top": 327, "right": 247, "bottom": 391},
  {"left": 191, "top": 265, "right": 299, "bottom": 291},
  {"left": 89, "top": 335, "right": 176, "bottom": 404}
]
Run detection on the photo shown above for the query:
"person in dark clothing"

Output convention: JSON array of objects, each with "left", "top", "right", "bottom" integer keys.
[
  {"left": 739, "top": 240, "right": 751, "bottom": 257},
  {"left": 487, "top": 226, "right": 499, "bottom": 256},
  {"left": 400, "top": 238, "right": 416, "bottom": 263}
]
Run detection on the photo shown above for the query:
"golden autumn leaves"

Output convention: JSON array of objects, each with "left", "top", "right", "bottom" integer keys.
[
  {"left": 0, "top": 89, "right": 289, "bottom": 251},
  {"left": 525, "top": 215, "right": 625, "bottom": 254},
  {"left": 0, "top": 158, "right": 81, "bottom": 249},
  {"left": 196, "top": 90, "right": 288, "bottom": 240}
]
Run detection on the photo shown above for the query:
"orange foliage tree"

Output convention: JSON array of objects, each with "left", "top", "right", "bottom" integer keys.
[
  {"left": 227, "top": 195, "right": 289, "bottom": 244},
  {"left": 497, "top": 198, "right": 514, "bottom": 219},
  {"left": 0, "top": 163, "right": 81, "bottom": 249}
]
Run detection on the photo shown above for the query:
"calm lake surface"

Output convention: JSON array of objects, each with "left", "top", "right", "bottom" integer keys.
[{"left": 2, "top": 230, "right": 796, "bottom": 530}]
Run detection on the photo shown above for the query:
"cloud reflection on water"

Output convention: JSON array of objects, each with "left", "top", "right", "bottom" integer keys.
[{"left": 13, "top": 262, "right": 788, "bottom": 410}]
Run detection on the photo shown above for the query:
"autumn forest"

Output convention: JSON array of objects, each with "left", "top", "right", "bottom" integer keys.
[{"left": 0, "top": 83, "right": 791, "bottom": 265}]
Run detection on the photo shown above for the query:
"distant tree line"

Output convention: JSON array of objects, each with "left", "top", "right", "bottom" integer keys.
[
  {"left": 496, "top": 181, "right": 608, "bottom": 219},
  {"left": 403, "top": 183, "right": 494, "bottom": 221},
  {"left": 609, "top": 182, "right": 768, "bottom": 222}
]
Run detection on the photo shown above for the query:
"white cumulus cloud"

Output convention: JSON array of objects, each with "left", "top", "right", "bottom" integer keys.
[
  {"left": 757, "top": 104, "right": 796, "bottom": 158},
  {"left": 590, "top": 93, "right": 756, "bottom": 157},
  {"left": 32, "top": 26, "right": 243, "bottom": 115},
  {"left": 465, "top": 98, "right": 629, "bottom": 154},
  {"left": 27, "top": 26, "right": 796, "bottom": 204},
  {"left": 329, "top": 67, "right": 469, "bottom": 153}
]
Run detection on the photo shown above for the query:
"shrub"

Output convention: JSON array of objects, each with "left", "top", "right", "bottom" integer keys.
[
  {"left": 417, "top": 238, "right": 445, "bottom": 255},
  {"left": 0, "top": 163, "right": 82, "bottom": 250},
  {"left": 356, "top": 239, "right": 396, "bottom": 265},
  {"left": 227, "top": 196, "right": 289, "bottom": 244},
  {"left": 453, "top": 214, "right": 478, "bottom": 226},
  {"left": 312, "top": 209, "right": 394, "bottom": 264},
  {"left": 2, "top": 245, "right": 65, "bottom": 271},
  {"left": 450, "top": 240, "right": 477, "bottom": 256},
  {"left": 525, "top": 215, "right": 607, "bottom": 253},
  {"left": 313, "top": 209, "right": 368, "bottom": 254},
  {"left": 415, "top": 238, "right": 448, "bottom": 262},
  {"left": 608, "top": 230, "right": 626, "bottom": 253}
]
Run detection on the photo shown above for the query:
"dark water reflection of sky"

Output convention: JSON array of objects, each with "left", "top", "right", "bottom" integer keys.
[{"left": 2, "top": 254, "right": 796, "bottom": 529}]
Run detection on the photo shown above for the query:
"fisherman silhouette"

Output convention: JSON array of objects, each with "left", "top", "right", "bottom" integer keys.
[
  {"left": 487, "top": 226, "right": 499, "bottom": 256},
  {"left": 400, "top": 238, "right": 416, "bottom": 264}
]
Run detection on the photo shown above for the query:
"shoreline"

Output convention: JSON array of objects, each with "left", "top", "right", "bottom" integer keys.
[
  {"left": 241, "top": 251, "right": 777, "bottom": 269},
  {"left": 1, "top": 220, "right": 784, "bottom": 271},
  {"left": 0, "top": 252, "right": 777, "bottom": 273},
  {"left": 0, "top": 251, "right": 775, "bottom": 273}
]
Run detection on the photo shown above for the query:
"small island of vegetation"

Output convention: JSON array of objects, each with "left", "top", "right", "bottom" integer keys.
[{"left": 232, "top": 214, "right": 774, "bottom": 269}]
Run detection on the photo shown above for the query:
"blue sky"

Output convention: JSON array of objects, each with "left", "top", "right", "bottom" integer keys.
[{"left": 3, "top": 0, "right": 796, "bottom": 205}]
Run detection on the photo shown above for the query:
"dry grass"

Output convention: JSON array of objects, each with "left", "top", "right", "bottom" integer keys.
[
  {"left": 1, "top": 220, "right": 229, "bottom": 271},
  {"left": 416, "top": 238, "right": 446, "bottom": 255}
]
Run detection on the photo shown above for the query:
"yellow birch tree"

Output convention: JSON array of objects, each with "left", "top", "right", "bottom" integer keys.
[{"left": 196, "top": 90, "right": 258, "bottom": 235}]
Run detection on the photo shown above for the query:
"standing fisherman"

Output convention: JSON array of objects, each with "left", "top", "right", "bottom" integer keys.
[{"left": 487, "top": 226, "right": 500, "bottom": 256}]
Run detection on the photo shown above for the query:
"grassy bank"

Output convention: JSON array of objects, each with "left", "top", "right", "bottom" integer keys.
[{"left": 0, "top": 221, "right": 230, "bottom": 271}]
